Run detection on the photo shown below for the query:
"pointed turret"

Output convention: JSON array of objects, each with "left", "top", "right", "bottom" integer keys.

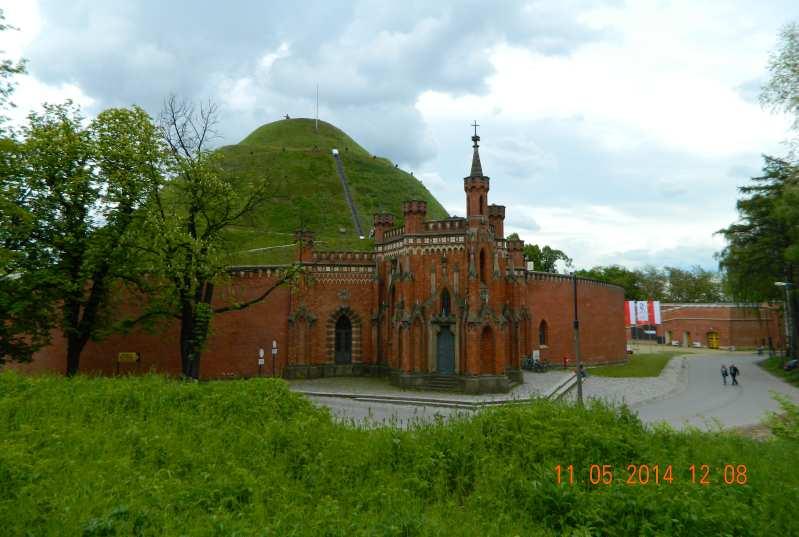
[
  {"left": 470, "top": 133, "right": 483, "bottom": 177},
  {"left": 464, "top": 121, "right": 490, "bottom": 227}
]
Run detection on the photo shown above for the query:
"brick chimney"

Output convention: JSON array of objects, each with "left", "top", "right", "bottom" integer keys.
[
  {"left": 293, "top": 229, "right": 315, "bottom": 263},
  {"left": 373, "top": 213, "right": 395, "bottom": 243},
  {"left": 402, "top": 200, "right": 427, "bottom": 234},
  {"left": 488, "top": 204, "right": 505, "bottom": 238}
]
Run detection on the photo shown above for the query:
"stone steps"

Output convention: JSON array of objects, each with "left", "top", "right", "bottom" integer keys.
[{"left": 427, "top": 375, "right": 459, "bottom": 391}]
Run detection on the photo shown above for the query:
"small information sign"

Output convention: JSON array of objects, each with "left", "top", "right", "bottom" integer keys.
[{"left": 117, "top": 352, "right": 140, "bottom": 363}]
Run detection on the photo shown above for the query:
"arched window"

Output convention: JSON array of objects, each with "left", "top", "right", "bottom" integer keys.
[
  {"left": 479, "top": 249, "right": 487, "bottom": 284},
  {"left": 478, "top": 195, "right": 484, "bottom": 215},
  {"left": 539, "top": 320, "right": 548, "bottom": 346},
  {"left": 441, "top": 288, "right": 451, "bottom": 316}
]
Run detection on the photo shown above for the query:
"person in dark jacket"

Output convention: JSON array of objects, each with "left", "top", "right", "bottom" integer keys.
[
  {"left": 721, "top": 364, "right": 728, "bottom": 385},
  {"left": 730, "top": 364, "right": 740, "bottom": 385}
]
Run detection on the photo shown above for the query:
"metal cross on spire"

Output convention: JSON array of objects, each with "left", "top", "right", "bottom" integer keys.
[{"left": 471, "top": 120, "right": 480, "bottom": 137}]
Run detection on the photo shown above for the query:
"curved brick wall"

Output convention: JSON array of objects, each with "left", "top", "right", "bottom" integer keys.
[{"left": 526, "top": 274, "right": 626, "bottom": 366}]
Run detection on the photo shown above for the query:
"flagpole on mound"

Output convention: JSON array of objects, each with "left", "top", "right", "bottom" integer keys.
[{"left": 572, "top": 272, "right": 583, "bottom": 406}]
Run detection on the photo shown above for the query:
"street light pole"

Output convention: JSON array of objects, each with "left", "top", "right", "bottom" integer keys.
[
  {"left": 775, "top": 282, "right": 796, "bottom": 360},
  {"left": 572, "top": 272, "right": 583, "bottom": 406}
]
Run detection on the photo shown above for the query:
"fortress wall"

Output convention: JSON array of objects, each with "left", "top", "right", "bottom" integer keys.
[
  {"left": 526, "top": 276, "right": 626, "bottom": 366},
  {"left": 12, "top": 273, "right": 293, "bottom": 379},
  {"left": 657, "top": 305, "right": 783, "bottom": 349}
]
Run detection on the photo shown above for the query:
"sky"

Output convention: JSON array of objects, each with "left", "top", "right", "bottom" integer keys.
[{"left": 2, "top": 0, "right": 797, "bottom": 271}]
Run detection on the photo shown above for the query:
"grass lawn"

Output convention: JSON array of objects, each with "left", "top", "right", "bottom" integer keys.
[
  {"left": 758, "top": 355, "right": 799, "bottom": 387},
  {"left": 2, "top": 371, "right": 799, "bottom": 535},
  {"left": 590, "top": 351, "right": 681, "bottom": 377}
]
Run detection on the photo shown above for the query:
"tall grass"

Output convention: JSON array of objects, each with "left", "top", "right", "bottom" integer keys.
[{"left": 1, "top": 371, "right": 797, "bottom": 536}]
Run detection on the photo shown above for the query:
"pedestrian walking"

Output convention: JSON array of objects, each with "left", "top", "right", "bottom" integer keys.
[
  {"left": 730, "top": 364, "right": 740, "bottom": 385},
  {"left": 721, "top": 364, "right": 728, "bottom": 385}
]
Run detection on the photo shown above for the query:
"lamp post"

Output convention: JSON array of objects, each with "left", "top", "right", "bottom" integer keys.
[
  {"left": 258, "top": 348, "right": 265, "bottom": 377},
  {"left": 271, "top": 340, "right": 278, "bottom": 377},
  {"left": 775, "top": 282, "right": 796, "bottom": 360},
  {"left": 572, "top": 272, "right": 583, "bottom": 406}
]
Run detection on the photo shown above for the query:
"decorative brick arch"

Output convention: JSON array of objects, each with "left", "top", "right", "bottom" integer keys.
[{"left": 327, "top": 307, "right": 362, "bottom": 364}]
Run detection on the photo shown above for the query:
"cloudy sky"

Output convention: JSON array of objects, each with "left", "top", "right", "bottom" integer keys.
[{"left": 2, "top": 0, "right": 797, "bottom": 270}]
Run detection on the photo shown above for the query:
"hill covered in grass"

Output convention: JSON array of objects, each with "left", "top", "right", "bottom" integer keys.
[
  {"left": 215, "top": 118, "right": 449, "bottom": 265},
  {"left": 1, "top": 371, "right": 798, "bottom": 535}
]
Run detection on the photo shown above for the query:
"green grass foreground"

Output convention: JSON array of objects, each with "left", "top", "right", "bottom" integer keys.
[
  {"left": 1, "top": 372, "right": 798, "bottom": 536},
  {"left": 590, "top": 352, "right": 680, "bottom": 377},
  {"left": 758, "top": 355, "right": 799, "bottom": 387}
]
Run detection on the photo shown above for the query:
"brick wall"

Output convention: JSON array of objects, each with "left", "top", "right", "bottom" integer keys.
[{"left": 526, "top": 274, "right": 626, "bottom": 366}]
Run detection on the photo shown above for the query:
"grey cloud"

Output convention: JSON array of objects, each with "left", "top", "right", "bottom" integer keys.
[{"left": 27, "top": 0, "right": 613, "bottom": 164}]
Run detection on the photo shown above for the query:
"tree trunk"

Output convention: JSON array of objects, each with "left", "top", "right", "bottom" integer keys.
[{"left": 66, "top": 335, "right": 82, "bottom": 377}]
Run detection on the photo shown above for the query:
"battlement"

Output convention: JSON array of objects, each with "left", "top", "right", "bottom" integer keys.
[
  {"left": 463, "top": 176, "right": 490, "bottom": 191},
  {"left": 373, "top": 213, "right": 395, "bottom": 227},
  {"left": 402, "top": 200, "right": 427, "bottom": 215},
  {"left": 312, "top": 250, "right": 375, "bottom": 264},
  {"left": 488, "top": 204, "right": 505, "bottom": 218}
]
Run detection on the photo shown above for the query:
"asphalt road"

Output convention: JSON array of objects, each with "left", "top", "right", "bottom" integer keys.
[{"left": 633, "top": 352, "right": 799, "bottom": 429}]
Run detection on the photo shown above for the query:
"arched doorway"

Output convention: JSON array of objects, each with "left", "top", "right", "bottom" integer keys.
[
  {"left": 436, "top": 325, "right": 455, "bottom": 374},
  {"left": 335, "top": 315, "right": 352, "bottom": 364},
  {"left": 480, "top": 325, "right": 495, "bottom": 374}
]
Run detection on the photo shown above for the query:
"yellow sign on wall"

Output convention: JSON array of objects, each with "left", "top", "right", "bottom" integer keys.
[{"left": 117, "top": 352, "right": 140, "bottom": 363}]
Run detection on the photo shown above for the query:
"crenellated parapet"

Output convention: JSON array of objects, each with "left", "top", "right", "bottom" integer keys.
[
  {"left": 488, "top": 204, "right": 505, "bottom": 238},
  {"left": 402, "top": 200, "right": 428, "bottom": 234},
  {"left": 373, "top": 213, "right": 395, "bottom": 243}
]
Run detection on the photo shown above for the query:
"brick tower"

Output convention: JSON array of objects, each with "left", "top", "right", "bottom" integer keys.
[{"left": 464, "top": 122, "right": 489, "bottom": 228}]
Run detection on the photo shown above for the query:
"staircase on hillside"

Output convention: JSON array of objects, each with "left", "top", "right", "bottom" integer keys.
[
  {"left": 331, "top": 150, "right": 365, "bottom": 238},
  {"left": 426, "top": 375, "right": 460, "bottom": 391}
]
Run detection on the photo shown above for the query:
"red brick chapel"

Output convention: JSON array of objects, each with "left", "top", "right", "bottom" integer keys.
[{"left": 21, "top": 129, "right": 626, "bottom": 393}]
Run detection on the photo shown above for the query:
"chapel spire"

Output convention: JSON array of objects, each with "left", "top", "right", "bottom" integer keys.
[
  {"left": 470, "top": 120, "right": 483, "bottom": 177},
  {"left": 464, "top": 120, "right": 489, "bottom": 227}
]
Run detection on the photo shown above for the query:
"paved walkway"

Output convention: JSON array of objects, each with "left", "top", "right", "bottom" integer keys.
[
  {"left": 290, "top": 370, "right": 571, "bottom": 428},
  {"left": 577, "top": 355, "right": 688, "bottom": 407},
  {"left": 289, "top": 369, "right": 571, "bottom": 404},
  {"left": 631, "top": 352, "right": 799, "bottom": 429},
  {"left": 290, "top": 352, "right": 799, "bottom": 430}
]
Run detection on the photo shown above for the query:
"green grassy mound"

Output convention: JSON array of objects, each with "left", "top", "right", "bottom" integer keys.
[
  {"left": 2, "top": 372, "right": 797, "bottom": 535},
  {"left": 215, "top": 118, "right": 448, "bottom": 265}
]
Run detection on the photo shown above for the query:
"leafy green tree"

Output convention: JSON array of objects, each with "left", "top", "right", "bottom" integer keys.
[
  {"left": 576, "top": 265, "right": 646, "bottom": 299},
  {"left": 665, "top": 265, "right": 724, "bottom": 302},
  {"left": 0, "top": 10, "right": 47, "bottom": 364},
  {"left": 506, "top": 235, "right": 572, "bottom": 273},
  {"left": 717, "top": 156, "right": 798, "bottom": 360},
  {"left": 6, "top": 103, "right": 162, "bottom": 373},
  {"left": 718, "top": 156, "right": 798, "bottom": 301},
  {"left": 135, "top": 96, "right": 300, "bottom": 379}
]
